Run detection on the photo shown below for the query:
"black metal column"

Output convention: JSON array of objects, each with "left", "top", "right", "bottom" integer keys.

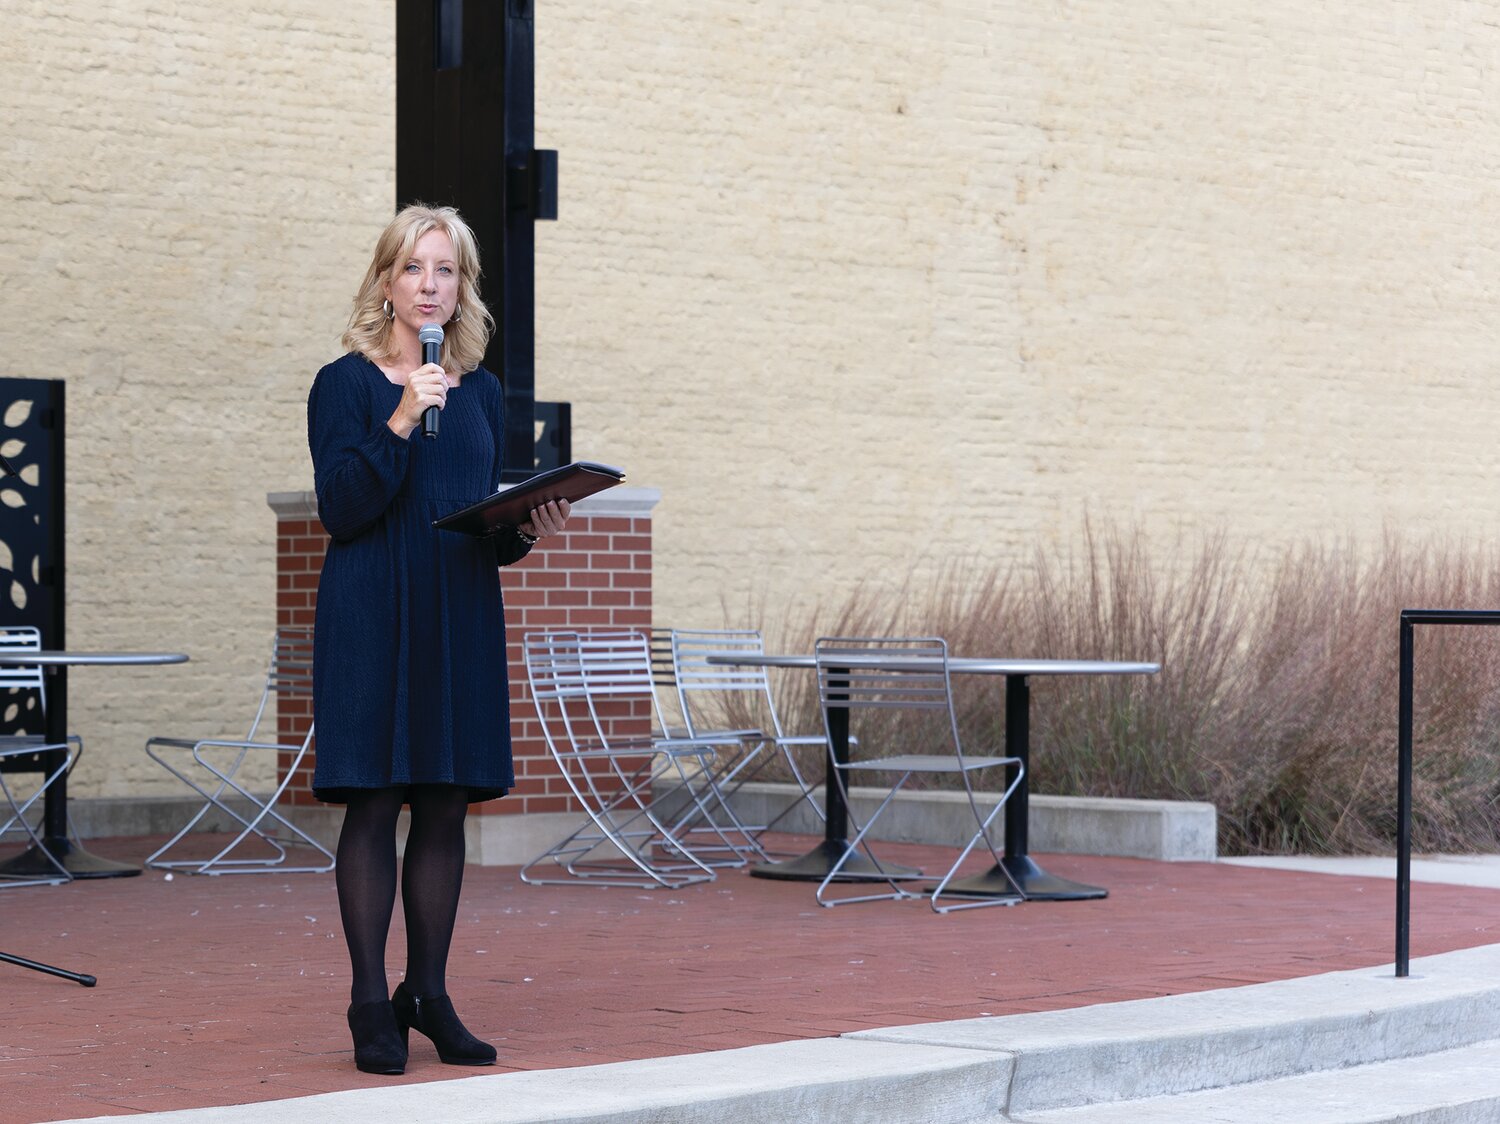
[
  {"left": 397, "top": 0, "right": 558, "bottom": 479},
  {"left": 1003, "top": 674, "right": 1029, "bottom": 858}
]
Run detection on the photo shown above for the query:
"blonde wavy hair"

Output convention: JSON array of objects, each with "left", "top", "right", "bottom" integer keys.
[{"left": 342, "top": 203, "right": 496, "bottom": 376}]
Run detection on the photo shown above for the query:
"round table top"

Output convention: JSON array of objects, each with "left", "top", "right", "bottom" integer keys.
[
  {"left": 706, "top": 653, "right": 1159, "bottom": 676},
  {"left": 0, "top": 650, "right": 189, "bottom": 667}
]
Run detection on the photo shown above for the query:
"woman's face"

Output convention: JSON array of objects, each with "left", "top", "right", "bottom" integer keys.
[{"left": 384, "top": 228, "right": 460, "bottom": 338}]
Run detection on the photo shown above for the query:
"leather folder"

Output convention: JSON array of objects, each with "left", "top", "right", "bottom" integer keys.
[{"left": 433, "top": 461, "right": 626, "bottom": 536}]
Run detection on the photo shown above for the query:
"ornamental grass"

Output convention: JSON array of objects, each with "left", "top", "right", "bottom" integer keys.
[{"left": 717, "top": 526, "right": 1500, "bottom": 856}]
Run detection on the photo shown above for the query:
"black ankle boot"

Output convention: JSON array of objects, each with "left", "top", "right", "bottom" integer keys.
[
  {"left": 391, "top": 981, "right": 497, "bottom": 1065},
  {"left": 346, "top": 999, "right": 408, "bottom": 1075}
]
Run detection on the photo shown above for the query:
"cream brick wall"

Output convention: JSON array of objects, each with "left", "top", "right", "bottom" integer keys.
[
  {"left": 5, "top": 2, "right": 1500, "bottom": 795},
  {"left": 537, "top": 1, "right": 1500, "bottom": 631},
  {"left": 1, "top": 3, "right": 393, "bottom": 794}
]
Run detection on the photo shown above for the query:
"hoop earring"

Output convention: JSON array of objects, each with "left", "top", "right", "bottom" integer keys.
[
  {"left": 449, "top": 304, "right": 463, "bottom": 323},
  {"left": 382, "top": 299, "right": 394, "bottom": 320}
]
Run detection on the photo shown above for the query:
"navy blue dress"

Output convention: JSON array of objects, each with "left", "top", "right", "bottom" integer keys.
[{"left": 307, "top": 352, "right": 531, "bottom": 803}]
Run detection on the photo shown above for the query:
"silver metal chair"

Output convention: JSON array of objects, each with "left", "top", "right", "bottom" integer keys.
[
  {"left": 519, "top": 629, "right": 750, "bottom": 889},
  {"left": 144, "top": 627, "right": 333, "bottom": 875},
  {"left": 0, "top": 627, "right": 80, "bottom": 887},
  {"left": 670, "top": 629, "right": 828, "bottom": 840},
  {"left": 814, "top": 636, "right": 1026, "bottom": 912}
]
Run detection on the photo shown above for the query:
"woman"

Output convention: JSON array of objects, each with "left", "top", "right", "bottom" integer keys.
[{"left": 308, "top": 203, "right": 569, "bottom": 1075}]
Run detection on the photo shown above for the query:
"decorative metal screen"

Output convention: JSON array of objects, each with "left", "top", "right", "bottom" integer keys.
[{"left": 0, "top": 378, "right": 63, "bottom": 759}]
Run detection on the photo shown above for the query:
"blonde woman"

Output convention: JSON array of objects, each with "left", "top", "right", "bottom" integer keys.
[{"left": 308, "top": 204, "right": 569, "bottom": 1074}]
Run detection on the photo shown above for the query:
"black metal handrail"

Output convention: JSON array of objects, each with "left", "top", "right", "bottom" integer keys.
[{"left": 1395, "top": 609, "right": 1500, "bottom": 977}]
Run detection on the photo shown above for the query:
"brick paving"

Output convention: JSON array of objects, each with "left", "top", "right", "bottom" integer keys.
[{"left": 5, "top": 832, "right": 1500, "bottom": 1122}]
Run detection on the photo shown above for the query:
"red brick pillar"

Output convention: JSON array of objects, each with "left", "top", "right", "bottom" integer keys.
[{"left": 267, "top": 487, "right": 660, "bottom": 863}]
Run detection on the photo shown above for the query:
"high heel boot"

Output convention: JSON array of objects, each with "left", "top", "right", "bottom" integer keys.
[
  {"left": 391, "top": 981, "right": 497, "bottom": 1065},
  {"left": 346, "top": 999, "right": 408, "bottom": 1075}
]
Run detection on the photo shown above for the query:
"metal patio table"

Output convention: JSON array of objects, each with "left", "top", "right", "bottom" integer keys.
[
  {"left": 706, "top": 653, "right": 1160, "bottom": 900},
  {"left": 0, "top": 650, "right": 189, "bottom": 881}
]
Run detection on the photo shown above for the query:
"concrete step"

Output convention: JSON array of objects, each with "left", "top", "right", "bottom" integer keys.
[
  {"left": 1017, "top": 1038, "right": 1500, "bottom": 1123},
  {"left": 849, "top": 943, "right": 1500, "bottom": 1117}
]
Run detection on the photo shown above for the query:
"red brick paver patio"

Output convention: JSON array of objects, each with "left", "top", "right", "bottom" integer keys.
[{"left": 5, "top": 832, "right": 1499, "bottom": 1122}]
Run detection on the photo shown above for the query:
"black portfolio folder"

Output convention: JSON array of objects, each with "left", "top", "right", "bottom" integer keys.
[{"left": 432, "top": 461, "right": 626, "bottom": 536}]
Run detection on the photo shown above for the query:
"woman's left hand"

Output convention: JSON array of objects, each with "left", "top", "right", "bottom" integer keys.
[{"left": 521, "top": 499, "right": 571, "bottom": 540}]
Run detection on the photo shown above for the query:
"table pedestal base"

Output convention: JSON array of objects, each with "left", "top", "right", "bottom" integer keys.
[
  {"left": 750, "top": 839, "right": 923, "bottom": 883},
  {"left": 945, "top": 855, "right": 1107, "bottom": 901},
  {"left": 0, "top": 837, "right": 140, "bottom": 880}
]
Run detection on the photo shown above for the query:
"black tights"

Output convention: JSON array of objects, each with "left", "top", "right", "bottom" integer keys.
[{"left": 335, "top": 784, "right": 470, "bottom": 1006}]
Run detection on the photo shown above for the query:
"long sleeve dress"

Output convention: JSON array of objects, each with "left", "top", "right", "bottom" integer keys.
[{"left": 306, "top": 351, "right": 531, "bottom": 803}]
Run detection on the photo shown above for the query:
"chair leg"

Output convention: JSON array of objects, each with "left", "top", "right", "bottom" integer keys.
[
  {"left": 144, "top": 743, "right": 333, "bottom": 875},
  {"left": 777, "top": 743, "right": 827, "bottom": 824},
  {"left": 598, "top": 753, "right": 719, "bottom": 880},
  {"left": 929, "top": 762, "right": 1027, "bottom": 914},
  {"left": 185, "top": 748, "right": 334, "bottom": 874},
  {"left": 520, "top": 751, "right": 715, "bottom": 890},
  {"left": 0, "top": 752, "right": 73, "bottom": 888},
  {"left": 815, "top": 769, "right": 927, "bottom": 908},
  {"left": 662, "top": 750, "right": 772, "bottom": 867},
  {"left": 143, "top": 742, "right": 250, "bottom": 871}
]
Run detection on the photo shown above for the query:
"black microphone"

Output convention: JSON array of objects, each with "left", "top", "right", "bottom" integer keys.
[{"left": 418, "top": 322, "right": 444, "bottom": 439}]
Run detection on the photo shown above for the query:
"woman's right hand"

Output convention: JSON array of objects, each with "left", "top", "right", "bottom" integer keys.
[{"left": 387, "top": 363, "right": 448, "bottom": 439}]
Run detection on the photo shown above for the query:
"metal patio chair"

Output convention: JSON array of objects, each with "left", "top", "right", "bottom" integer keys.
[
  {"left": 143, "top": 627, "right": 333, "bottom": 875},
  {"left": 0, "top": 628, "right": 79, "bottom": 887},
  {"left": 670, "top": 629, "right": 828, "bottom": 843},
  {"left": 519, "top": 629, "right": 753, "bottom": 889},
  {"left": 814, "top": 636, "right": 1026, "bottom": 912}
]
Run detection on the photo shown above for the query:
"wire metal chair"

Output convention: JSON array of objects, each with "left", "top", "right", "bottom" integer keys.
[
  {"left": 143, "top": 627, "right": 332, "bottom": 875},
  {"left": 814, "top": 636, "right": 1026, "bottom": 913},
  {"left": 0, "top": 627, "right": 80, "bottom": 888},
  {"left": 669, "top": 629, "right": 828, "bottom": 844},
  {"left": 519, "top": 629, "right": 752, "bottom": 889}
]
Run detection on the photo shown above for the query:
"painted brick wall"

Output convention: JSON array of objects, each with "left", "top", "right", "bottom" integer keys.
[
  {"left": 14, "top": 3, "right": 1500, "bottom": 801},
  {"left": 271, "top": 491, "right": 657, "bottom": 816}
]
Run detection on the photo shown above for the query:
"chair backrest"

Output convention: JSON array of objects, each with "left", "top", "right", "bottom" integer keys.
[
  {"left": 524, "top": 629, "right": 663, "bottom": 754},
  {"left": 247, "top": 627, "right": 314, "bottom": 744},
  {"left": 269, "top": 628, "right": 314, "bottom": 698},
  {"left": 524, "top": 630, "right": 586, "bottom": 703},
  {"left": 0, "top": 626, "right": 44, "bottom": 689},
  {"left": 814, "top": 636, "right": 963, "bottom": 756},
  {"left": 0, "top": 627, "right": 47, "bottom": 733},
  {"left": 573, "top": 631, "right": 674, "bottom": 745},
  {"left": 649, "top": 626, "right": 689, "bottom": 737},
  {"left": 670, "top": 629, "right": 786, "bottom": 739}
]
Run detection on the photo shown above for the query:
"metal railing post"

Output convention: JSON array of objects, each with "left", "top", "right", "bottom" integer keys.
[
  {"left": 1393, "top": 608, "right": 1500, "bottom": 979},
  {"left": 1396, "top": 612, "right": 1414, "bottom": 978}
]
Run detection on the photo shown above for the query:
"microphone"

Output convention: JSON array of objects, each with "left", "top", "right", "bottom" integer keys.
[{"left": 418, "top": 322, "right": 444, "bottom": 440}]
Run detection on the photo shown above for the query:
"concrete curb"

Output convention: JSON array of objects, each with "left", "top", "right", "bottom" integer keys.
[
  {"left": 851, "top": 942, "right": 1500, "bottom": 1115},
  {"left": 55, "top": 1037, "right": 1014, "bottom": 1124}
]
